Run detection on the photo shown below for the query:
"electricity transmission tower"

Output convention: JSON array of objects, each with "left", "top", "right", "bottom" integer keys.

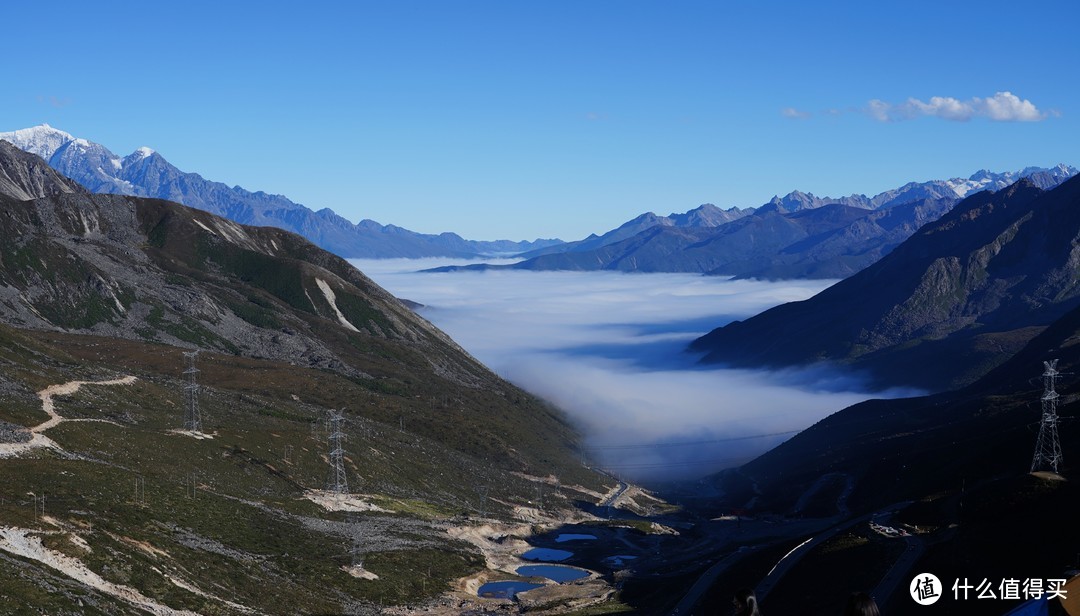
[
  {"left": 1031, "top": 360, "right": 1065, "bottom": 474},
  {"left": 326, "top": 409, "right": 349, "bottom": 494},
  {"left": 183, "top": 351, "right": 202, "bottom": 433}
]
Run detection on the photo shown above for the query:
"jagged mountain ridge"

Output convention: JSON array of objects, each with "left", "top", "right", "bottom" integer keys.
[
  {"left": 762, "top": 164, "right": 1076, "bottom": 213},
  {"left": 517, "top": 203, "right": 752, "bottom": 259},
  {"left": 469, "top": 165, "right": 1076, "bottom": 279},
  {"left": 430, "top": 197, "right": 961, "bottom": 278},
  {"left": 0, "top": 125, "right": 562, "bottom": 258},
  {"left": 733, "top": 196, "right": 959, "bottom": 279},
  {"left": 691, "top": 175, "right": 1080, "bottom": 391}
]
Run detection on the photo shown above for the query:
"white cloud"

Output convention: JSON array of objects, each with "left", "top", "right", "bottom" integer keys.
[
  {"left": 866, "top": 91, "right": 1047, "bottom": 123},
  {"left": 352, "top": 259, "right": 917, "bottom": 482},
  {"left": 782, "top": 107, "right": 812, "bottom": 119},
  {"left": 979, "top": 91, "right": 1044, "bottom": 121},
  {"left": 866, "top": 99, "right": 892, "bottom": 122}
]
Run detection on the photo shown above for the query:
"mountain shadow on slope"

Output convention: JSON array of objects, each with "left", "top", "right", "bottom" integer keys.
[
  {"left": 693, "top": 298, "right": 1080, "bottom": 615},
  {"left": 691, "top": 176, "right": 1080, "bottom": 391}
]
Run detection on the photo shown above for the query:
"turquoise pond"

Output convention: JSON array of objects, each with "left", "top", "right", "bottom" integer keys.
[
  {"left": 516, "top": 565, "right": 590, "bottom": 582},
  {"left": 555, "top": 533, "right": 597, "bottom": 543},
  {"left": 521, "top": 547, "right": 573, "bottom": 562},
  {"left": 476, "top": 580, "right": 544, "bottom": 599}
]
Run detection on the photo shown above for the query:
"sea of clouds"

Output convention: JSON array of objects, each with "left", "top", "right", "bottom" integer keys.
[{"left": 351, "top": 258, "right": 918, "bottom": 483}]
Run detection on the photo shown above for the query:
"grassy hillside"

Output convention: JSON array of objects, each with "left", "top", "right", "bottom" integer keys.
[
  {"left": 0, "top": 323, "right": 611, "bottom": 614},
  {"left": 0, "top": 150, "right": 613, "bottom": 614}
]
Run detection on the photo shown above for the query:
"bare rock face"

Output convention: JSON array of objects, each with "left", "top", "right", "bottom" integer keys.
[{"left": 0, "top": 140, "right": 85, "bottom": 201}]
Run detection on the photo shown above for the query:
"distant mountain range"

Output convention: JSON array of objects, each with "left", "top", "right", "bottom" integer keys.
[
  {"left": 434, "top": 165, "right": 1076, "bottom": 279},
  {"left": 691, "top": 174, "right": 1080, "bottom": 391},
  {"left": 0, "top": 124, "right": 562, "bottom": 259},
  {"left": 6, "top": 125, "right": 1075, "bottom": 283}
]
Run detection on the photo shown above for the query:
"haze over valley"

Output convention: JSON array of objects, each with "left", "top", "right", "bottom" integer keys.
[{"left": 355, "top": 259, "right": 915, "bottom": 482}]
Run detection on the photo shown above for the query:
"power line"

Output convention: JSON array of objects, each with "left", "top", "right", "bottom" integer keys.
[
  {"left": 588, "top": 430, "right": 800, "bottom": 450},
  {"left": 600, "top": 455, "right": 755, "bottom": 469}
]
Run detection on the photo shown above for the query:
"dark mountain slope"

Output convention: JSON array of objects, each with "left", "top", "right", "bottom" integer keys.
[
  {"left": 729, "top": 196, "right": 957, "bottom": 279},
  {"left": 699, "top": 301, "right": 1080, "bottom": 615},
  {"left": 0, "top": 140, "right": 85, "bottom": 200},
  {"left": 0, "top": 145, "right": 601, "bottom": 488},
  {"left": 692, "top": 177, "right": 1080, "bottom": 390}
]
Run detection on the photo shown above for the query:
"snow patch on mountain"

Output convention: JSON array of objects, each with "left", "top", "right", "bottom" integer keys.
[
  {"left": 315, "top": 278, "right": 361, "bottom": 332},
  {"left": 945, "top": 165, "right": 1078, "bottom": 197},
  {"left": 0, "top": 124, "right": 75, "bottom": 161}
]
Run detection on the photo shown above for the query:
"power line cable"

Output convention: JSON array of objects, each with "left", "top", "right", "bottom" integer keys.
[{"left": 588, "top": 430, "right": 800, "bottom": 450}]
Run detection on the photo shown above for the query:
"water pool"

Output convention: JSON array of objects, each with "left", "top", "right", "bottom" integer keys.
[{"left": 517, "top": 564, "right": 590, "bottom": 582}]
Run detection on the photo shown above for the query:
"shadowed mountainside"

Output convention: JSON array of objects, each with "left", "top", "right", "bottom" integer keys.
[{"left": 691, "top": 176, "right": 1080, "bottom": 391}]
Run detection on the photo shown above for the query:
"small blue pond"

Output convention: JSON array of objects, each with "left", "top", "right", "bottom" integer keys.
[
  {"left": 477, "top": 580, "right": 544, "bottom": 599},
  {"left": 517, "top": 565, "right": 590, "bottom": 583},
  {"left": 521, "top": 547, "right": 573, "bottom": 562},
  {"left": 555, "top": 533, "right": 597, "bottom": 543}
]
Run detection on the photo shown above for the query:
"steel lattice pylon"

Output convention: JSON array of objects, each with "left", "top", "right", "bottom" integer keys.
[
  {"left": 183, "top": 351, "right": 202, "bottom": 433},
  {"left": 1031, "top": 360, "right": 1064, "bottom": 474},
  {"left": 326, "top": 409, "right": 349, "bottom": 494}
]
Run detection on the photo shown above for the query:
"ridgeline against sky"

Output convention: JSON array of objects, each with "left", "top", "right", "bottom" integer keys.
[{"left": 2, "top": 1, "right": 1075, "bottom": 240}]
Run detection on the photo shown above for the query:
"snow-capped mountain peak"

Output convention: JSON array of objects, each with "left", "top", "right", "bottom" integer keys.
[
  {"left": 0, "top": 124, "right": 76, "bottom": 161},
  {"left": 944, "top": 164, "right": 1078, "bottom": 198}
]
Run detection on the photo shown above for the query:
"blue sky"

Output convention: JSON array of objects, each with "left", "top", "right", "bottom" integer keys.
[{"left": 2, "top": 1, "right": 1077, "bottom": 240}]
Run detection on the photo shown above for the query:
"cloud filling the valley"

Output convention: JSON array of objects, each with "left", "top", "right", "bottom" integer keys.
[{"left": 352, "top": 259, "right": 918, "bottom": 482}]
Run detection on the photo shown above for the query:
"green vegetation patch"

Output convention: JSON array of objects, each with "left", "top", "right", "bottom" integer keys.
[
  {"left": 362, "top": 547, "right": 484, "bottom": 605},
  {"left": 335, "top": 291, "right": 395, "bottom": 336},
  {"left": 36, "top": 292, "right": 119, "bottom": 330},
  {"left": 196, "top": 237, "right": 313, "bottom": 314},
  {"left": 221, "top": 293, "right": 283, "bottom": 330},
  {"left": 143, "top": 302, "right": 239, "bottom": 354}
]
